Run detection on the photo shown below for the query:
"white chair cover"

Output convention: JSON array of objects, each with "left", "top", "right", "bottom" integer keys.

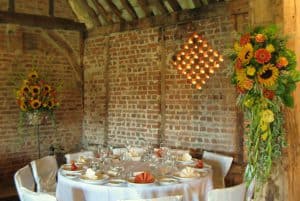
[
  {"left": 118, "top": 195, "right": 183, "bottom": 201},
  {"left": 202, "top": 151, "right": 233, "bottom": 188},
  {"left": 64, "top": 150, "right": 94, "bottom": 164},
  {"left": 21, "top": 187, "right": 56, "bottom": 201},
  {"left": 14, "top": 165, "right": 35, "bottom": 201},
  {"left": 30, "top": 155, "right": 58, "bottom": 193},
  {"left": 207, "top": 183, "right": 246, "bottom": 201}
]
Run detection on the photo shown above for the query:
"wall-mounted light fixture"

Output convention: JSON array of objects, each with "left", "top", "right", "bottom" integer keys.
[{"left": 172, "top": 32, "right": 224, "bottom": 90}]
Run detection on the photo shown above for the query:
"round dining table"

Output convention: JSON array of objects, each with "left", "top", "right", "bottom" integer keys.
[{"left": 56, "top": 161, "right": 213, "bottom": 201}]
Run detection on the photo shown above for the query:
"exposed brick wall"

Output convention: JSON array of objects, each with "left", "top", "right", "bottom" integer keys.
[
  {"left": 0, "top": 24, "right": 82, "bottom": 186},
  {"left": 83, "top": 6, "right": 244, "bottom": 154}
]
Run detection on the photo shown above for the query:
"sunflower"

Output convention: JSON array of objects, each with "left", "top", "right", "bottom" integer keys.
[
  {"left": 240, "top": 33, "right": 250, "bottom": 46},
  {"left": 246, "top": 66, "right": 256, "bottom": 76},
  {"left": 266, "top": 44, "right": 275, "bottom": 53},
  {"left": 19, "top": 101, "right": 27, "bottom": 111},
  {"left": 236, "top": 69, "right": 247, "bottom": 83},
  {"left": 47, "top": 100, "right": 55, "bottom": 109},
  {"left": 21, "top": 86, "right": 30, "bottom": 94},
  {"left": 254, "top": 48, "right": 271, "bottom": 64},
  {"left": 258, "top": 64, "right": 279, "bottom": 87},
  {"left": 30, "top": 99, "right": 41, "bottom": 109},
  {"left": 23, "top": 79, "right": 29, "bottom": 85},
  {"left": 31, "top": 85, "right": 41, "bottom": 95},
  {"left": 43, "top": 84, "right": 51, "bottom": 92},
  {"left": 238, "top": 43, "right": 253, "bottom": 64},
  {"left": 28, "top": 71, "right": 38, "bottom": 79}
]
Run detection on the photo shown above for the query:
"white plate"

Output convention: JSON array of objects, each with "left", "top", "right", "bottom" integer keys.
[
  {"left": 62, "top": 173, "right": 79, "bottom": 179},
  {"left": 79, "top": 174, "right": 109, "bottom": 184},
  {"left": 158, "top": 177, "right": 178, "bottom": 185},
  {"left": 172, "top": 172, "right": 200, "bottom": 181},
  {"left": 106, "top": 179, "right": 127, "bottom": 186},
  {"left": 176, "top": 159, "right": 195, "bottom": 165}
]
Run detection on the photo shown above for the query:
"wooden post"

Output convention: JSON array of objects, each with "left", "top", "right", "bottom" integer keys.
[
  {"left": 8, "top": 0, "right": 14, "bottom": 13},
  {"left": 283, "top": 1, "right": 300, "bottom": 200},
  {"left": 49, "top": 0, "right": 54, "bottom": 16}
]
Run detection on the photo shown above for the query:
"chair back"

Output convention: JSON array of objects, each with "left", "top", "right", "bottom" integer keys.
[
  {"left": 208, "top": 183, "right": 246, "bottom": 201},
  {"left": 118, "top": 195, "right": 183, "bottom": 201},
  {"left": 21, "top": 187, "right": 56, "bottom": 201},
  {"left": 202, "top": 151, "right": 233, "bottom": 188},
  {"left": 30, "top": 155, "right": 58, "bottom": 193},
  {"left": 64, "top": 150, "right": 94, "bottom": 164},
  {"left": 14, "top": 165, "right": 35, "bottom": 201}
]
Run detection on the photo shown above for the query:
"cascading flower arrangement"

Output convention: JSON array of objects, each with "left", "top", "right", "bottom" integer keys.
[
  {"left": 16, "top": 70, "right": 60, "bottom": 130},
  {"left": 227, "top": 25, "right": 300, "bottom": 188}
]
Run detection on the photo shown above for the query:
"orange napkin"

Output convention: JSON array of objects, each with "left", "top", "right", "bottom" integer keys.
[
  {"left": 195, "top": 160, "right": 203, "bottom": 168},
  {"left": 134, "top": 172, "right": 155, "bottom": 183},
  {"left": 155, "top": 148, "right": 163, "bottom": 158}
]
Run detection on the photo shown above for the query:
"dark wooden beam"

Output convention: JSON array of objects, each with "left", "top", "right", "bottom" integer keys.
[
  {"left": 137, "top": 0, "right": 152, "bottom": 17},
  {"left": 91, "top": 0, "right": 113, "bottom": 24},
  {"left": 0, "top": 11, "right": 86, "bottom": 31},
  {"left": 49, "top": 0, "right": 54, "bottom": 16},
  {"left": 121, "top": 0, "right": 138, "bottom": 20},
  {"left": 105, "top": 0, "right": 124, "bottom": 21},
  {"left": 8, "top": 0, "right": 15, "bottom": 13},
  {"left": 153, "top": 0, "right": 169, "bottom": 15},
  {"left": 192, "top": 0, "right": 202, "bottom": 7},
  {"left": 165, "top": 0, "right": 181, "bottom": 12}
]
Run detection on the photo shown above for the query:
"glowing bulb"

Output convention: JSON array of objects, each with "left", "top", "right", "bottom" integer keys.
[
  {"left": 194, "top": 55, "right": 199, "bottom": 59},
  {"left": 196, "top": 74, "right": 201, "bottom": 79},
  {"left": 182, "top": 70, "right": 187, "bottom": 75},
  {"left": 204, "top": 53, "right": 208, "bottom": 58},
  {"left": 205, "top": 75, "right": 210, "bottom": 79},
  {"left": 188, "top": 39, "right": 193, "bottom": 44},
  {"left": 201, "top": 79, "right": 206, "bottom": 84},
  {"left": 195, "top": 65, "right": 200, "bottom": 69},
  {"left": 205, "top": 63, "right": 209, "bottom": 68},
  {"left": 209, "top": 69, "right": 214, "bottom": 74},
  {"left": 214, "top": 51, "right": 219, "bottom": 57},
  {"left": 180, "top": 51, "right": 185, "bottom": 56},
  {"left": 194, "top": 45, "right": 198, "bottom": 49},
  {"left": 197, "top": 38, "right": 203, "bottom": 43},
  {"left": 177, "top": 65, "right": 182, "bottom": 70},
  {"left": 219, "top": 56, "right": 224, "bottom": 62},
  {"left": 191, "top": 70, "right": 196, "bottom": 75},
  {"left": 196, "top": 84, "right": 202, "bottom": 90},
  {"left": 186, "top": 64, "right": 191, "bottom": 69},
  {"left": 177, "top": 56, "right": 181, "bottom": 61},
  {"left": 192, "top": 79, "right": 197, "bottom": 85},
  {"left": 209, "top": 48, "right": 213, "bottom": 53},
  {"left": 215, "top": 63, "right": 220, "bottom": 68},
  {"left": 193, "top": 33, "right": 199, "bottom": 38},
  {"left": 209, "top": 57, "right": 214, "bottom": 63},
  {"left": 200, "top": 68, "right": 205, "bottom": 74},
  {"left": 182, "top": 61, "right": 186, "bottom": 65},
  {"left": 203, "top": 43, "right": 208, "bottom": 48},
  {"left": 185, "top": 55, "right": 190, "bottom": 60},
  {"left": 184, "top": 44, "right": 189, "bottom": 50}
]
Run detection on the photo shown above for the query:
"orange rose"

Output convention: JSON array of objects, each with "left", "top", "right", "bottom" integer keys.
[
  {"left": 255, "top": 34, "right": 266, "bottom": 43},
  {"left": 276, "top": 57, "right": 288, "bottom": 68}
]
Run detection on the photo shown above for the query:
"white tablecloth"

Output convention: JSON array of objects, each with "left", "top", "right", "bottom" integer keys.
[{"left": 56, "top": 162, "right": 213, "bottom": 201}]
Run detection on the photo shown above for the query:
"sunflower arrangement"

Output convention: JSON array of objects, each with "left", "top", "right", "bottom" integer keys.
[
  {"left": 16, "top": 70, "right": 60, "bottom": 127},
  {"left": 228, "top": 25, "right": 300, "bottom": 189}
]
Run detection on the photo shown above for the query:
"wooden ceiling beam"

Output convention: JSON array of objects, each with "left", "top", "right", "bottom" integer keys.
[
  {"left": 153, "top": 0, "right": 169, "bottom": 15},
  {"left": 121, "top": 0, "right": 138, "bottom": 20},
  {"left": 137, "top": 0, "right": 152, "bottom": 17},
  {"left": 0, "top": 11, "right": 86, "bottom": 31},
  {"left": 105, "top": 0, "right": 124, "bottom": 21},
  {"left": 90, "top": 0, "right": 113, "bottom": 24},
  {"left": 192, "top": 0, "right": 202, "bottom": 7},
  {"left": 165, "top": 0, "right": 181, "bottom": 12}
]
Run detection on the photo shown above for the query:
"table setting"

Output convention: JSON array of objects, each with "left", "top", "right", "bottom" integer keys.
[{"left": 56, "top": 145, "right": 213, "bottom": 201}]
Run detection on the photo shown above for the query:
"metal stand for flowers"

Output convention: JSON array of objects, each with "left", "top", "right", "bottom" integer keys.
[{"left": 27, "top": 112, "right": 46, "bottom": 158}]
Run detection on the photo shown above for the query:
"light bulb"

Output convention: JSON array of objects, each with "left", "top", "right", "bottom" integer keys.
[
  {"left": 205, "top": 74, "right": 209, "bottom": 79},
  {"left": 201, "top": 79, "right": 206, "bottom": 84},
  {"left": 194, "top": 55, "right": 199, "bottom": 59},
  {"left": 195, "top": 65, "right": 200, "bottom": 69},
  {"left": 209, "top": 57, "right": 214, "bottom": 63},
  {"left": 205, "top": 63, "right": 209, "bottom": 68},
  {"left": 184, "top": 44, "right": 189, "bottom": 50},
  {"left": 192, "top": 79, "right": 197, "bottom": 85},
  {"left": 186, "top": 64, "right": 191, "bottom": 69},
  {"left": 214, "top": 51, "right": 219, "bottom": 57},
  {"left": 196, "top": 84, "right": 202, "bottom": 90},
  {"left": 188, "top": 39, "right": 193, "bottom": 44},
  {"left": 209, "top": 69, "right": 214, "bottom": 74},
  {"left": 200, "top": 68, "right": 205, "bottom": 74},
  {"left": 215, "top": 63, "right": 220, "bottom": 68},
  {"left": 219, "top": 56, "right": 224, "bottom": 62},
  {"left": 196, "top": 74, "right": 201, "bottom": 79}
]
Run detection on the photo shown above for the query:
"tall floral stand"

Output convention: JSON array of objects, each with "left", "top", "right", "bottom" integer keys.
[{"left": 27, "top": 112, "right": 47, "bottom": 158}]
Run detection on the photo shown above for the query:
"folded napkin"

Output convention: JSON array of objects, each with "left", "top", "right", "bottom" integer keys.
[
  {"left": 134, "top": 172, "right": 155, "bottom": 183},
  {"left": 195, "top": 160, "right": 204, "bottom": 168},
  {"left": 128, "top": 149, "right": 140, "bottom": 157},
  {"left": 179, "top": 167, "right": 199, "bottom": 178},
  {"left": 85, "top": 168, "right": 98, "bottom": 180},
  {"left": 180, "top": 153, "right": 192, "bottom": 161}
]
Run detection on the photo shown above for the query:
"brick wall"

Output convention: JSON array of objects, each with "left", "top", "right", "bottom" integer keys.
[
  {"left": 83, "top": 5, "right": 245, "bottom": 154},
  {"left": 0, "top": 24, "right": 82, "bottom": 186}
]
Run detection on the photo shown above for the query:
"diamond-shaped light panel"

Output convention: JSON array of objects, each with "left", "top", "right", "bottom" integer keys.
[{"left": 171, "top": 32, "right": 224, "bottom": 90}]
